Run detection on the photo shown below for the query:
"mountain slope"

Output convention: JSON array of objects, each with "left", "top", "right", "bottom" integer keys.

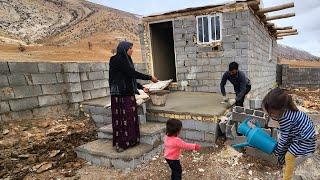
[
  {"left": 278, "top": 44, "right": 320, "bottom": 61},
  {"left": 0, "top": 0, "right": 142, "bottom": 61}
]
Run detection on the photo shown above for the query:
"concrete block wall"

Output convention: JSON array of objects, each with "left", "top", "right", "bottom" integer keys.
[
  {"left": 247, "top": 10, "right": 277, "bottom": 98},
  {"left": 0, "top": 61, "right": 148, "bottom": 121},
  {"left": 280, "top": 64, "right": 320, "bottom": 88},
  {"left": 140, "top": 11, "right": 251, "bottom": 93},
  {"left": 0, "top": 62, "right": 80, "bottom": 121}
]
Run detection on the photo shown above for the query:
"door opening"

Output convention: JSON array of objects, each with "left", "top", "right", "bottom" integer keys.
[{"left": 150, "top": 21, "right": 176, "bottom": 82}]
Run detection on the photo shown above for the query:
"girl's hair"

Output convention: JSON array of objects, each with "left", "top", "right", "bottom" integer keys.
[
  {"left": 166, "top": 119, "right": 182, "bottom": 137},
  {"left": 262, "top": 88, "right": 298, "bottom": 113}
]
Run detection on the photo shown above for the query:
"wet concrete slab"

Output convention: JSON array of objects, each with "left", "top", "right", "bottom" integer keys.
[{"left": 147, "top": 92, "right": 230, "bottom": 116}]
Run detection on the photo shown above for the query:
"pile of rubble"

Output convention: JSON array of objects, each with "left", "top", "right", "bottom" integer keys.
[{"left": 0, "top": 116, "right": 97, "bottom": 179}]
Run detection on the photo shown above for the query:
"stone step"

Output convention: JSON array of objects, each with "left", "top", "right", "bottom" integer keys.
[
  {"left": 75, "top": 140, "right": 162, "bottom": 170},
  {"left": 81, "top": 97, "right": 148, "bottom": 127},
  {"left": 98, "top": 122, "right": 165, "bottom": 147}
]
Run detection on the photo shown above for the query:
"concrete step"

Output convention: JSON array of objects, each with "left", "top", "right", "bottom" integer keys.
[
  {"left": 81, "top": 97, "right": 148, "bottom": 127},
  {"left": 75, "top": 140, "right": 162, "bottom": 170},
  {"left": 98, "top": 122, "right": 165, "bottom": 147}
]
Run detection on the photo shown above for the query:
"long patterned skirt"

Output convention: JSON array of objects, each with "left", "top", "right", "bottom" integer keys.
[{"left": 111, "top": 95, "right": 140, "bottom": 150}]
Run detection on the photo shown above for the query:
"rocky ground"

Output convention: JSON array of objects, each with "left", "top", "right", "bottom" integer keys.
[
  {"left": 0, "top": 116, "right": 97, "bottom": 179},
  {"left": 1, "top": 88, "right": 319, "bottom": 180}
]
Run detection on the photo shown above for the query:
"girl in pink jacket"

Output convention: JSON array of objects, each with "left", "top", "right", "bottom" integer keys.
[{"left": 164, "top": 119, "right": 201, "bottom": 180}]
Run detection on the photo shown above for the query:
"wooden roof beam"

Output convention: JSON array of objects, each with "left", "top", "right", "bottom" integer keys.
[
  {"left": 266, "top": 13, "right": 295, "bottom": 21},
  {"left": 277, "top": 32, "right": 298, "bottom": 37},
  {"left": 276, "top": 29, "right": 297, "bottom": 34},
  {"left": 275, "top": 26, "right": 293, "bottom": 30},
  {"left": 257, "top": 3, "right": 294, "bottom": 14}
]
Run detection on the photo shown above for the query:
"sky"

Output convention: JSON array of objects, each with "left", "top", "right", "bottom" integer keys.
[{"left": 88, "top": 0, "right": 320, "bottom": 57}]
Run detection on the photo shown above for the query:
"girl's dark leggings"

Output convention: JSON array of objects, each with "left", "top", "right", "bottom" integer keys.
[{"left": 166, "top": 159, "right": 182, "bottom": 180}]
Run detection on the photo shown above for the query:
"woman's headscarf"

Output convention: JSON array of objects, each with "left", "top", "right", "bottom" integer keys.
[{"left": 116, "top": 41, "right": 133, "bottom": 55}]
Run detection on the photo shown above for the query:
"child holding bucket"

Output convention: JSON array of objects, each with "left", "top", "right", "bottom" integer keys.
[
  {"left": 262, "top": 88, "right": 316, "bottom": 180},
  {"left": 164, "top": 119, "right": 201, "bottom": 180}
]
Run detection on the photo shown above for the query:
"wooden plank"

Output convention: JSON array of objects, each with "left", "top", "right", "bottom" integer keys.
[
  {"left": 276, "top": 29, "right": 297, "bottom": 34},
  {"left": 266, "top": 13, "right": 295, "bottom": 21},
  {"left": 277, "top": 37, "right": 284, "bottom": 40},
  {"left": 275, "top": 26, "right": 293, "bottom": 30},
  {"left": 258, "top": 3, "right": 294, "bottom": 14},
  {"left": 277, "top": 32, "right": 298, "bottom": 37}
]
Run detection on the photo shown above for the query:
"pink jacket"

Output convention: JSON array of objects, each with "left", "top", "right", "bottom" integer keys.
[{"left": 164, "top": 135, "right": 197, "bottom": 160}]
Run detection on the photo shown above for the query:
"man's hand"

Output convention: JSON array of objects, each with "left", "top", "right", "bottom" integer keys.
[
  {"left": 143, "top": 87, "right": 149, "bottom": 93},
  {"left": 151, "top": 76, "right": 158, "bottom": 83},
  {"left": 223, "top": 96, "right": 229, "bottom": 103}
]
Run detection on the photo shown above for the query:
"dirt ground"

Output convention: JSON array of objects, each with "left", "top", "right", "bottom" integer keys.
[
  {"left": 286, "top": 88, "right": 320, "bottom": 112},
  {"left": 0, "top": 116, "right": 97, "bottom": 179},
  {"left": 1, "top": 88, "right": 319, "bottom": 180}
]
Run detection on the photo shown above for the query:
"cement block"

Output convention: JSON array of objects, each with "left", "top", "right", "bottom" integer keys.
[
  {"left": 103, "top": 71, "right": 109, "bottom": 79},
  {"left": 232, "top": 112, "right": 267, "bottom": 127},
  {"left": 88, "top": 71, "right": 105, "bottom": 80},
  {"left": 38, "top": 63, "right": 61, "bottom": 73},
  {"left": 32, "top": 74, "right": 57, "bottom": 85},
  {"left": 245, "top": 109, "right": 254, "bottom": 115},
  {"left": 32, "top": 104, "right": 69, "bottom": 118},
  {"left": 204, "top": 132, "right": 217, "bottom": 142},
  {"left": 194, "top": 121, "right": 217, "bottom": 132},
  {"left": 13, "top": 85, "right": 42, "bottom": 98},
  {"left": 9, "top": 97, "right": 39, "bottom": 111},
  {"left": 90, "top": 89, "right": 107, "bottom": 99},
  {"left": 93, "top": 80, "right": 108, "bottom": 89},
  {"left": 254, "top": 110, "right": 265, "bottom": 118},
  {"left": 65, "top": 73, "right": 80, "bottom": 83},
  {"left": 69, "top": 92, "right": 84, "bottom": 103},
  {"left": 91, "top": 63, "right": 107, "bottom": 71},
  {"left": 139, "top": 114, "right": 147, "bottom": 124},
  {"left": 80, "top": 72, "right": 88, "bottom": 81},
  {"left": 41, "top": 84, "right": 66, "bottom": 95},
  {"left": 11, "top": 110, "right": 33, "bottom": 120},
  {"left": 234, "top": 106, "right": 245, "bottom": 113},
  {"left": 38, "top": 95, "right": 64, "bottom": 106},
  {"left": 83, "top": 91, "right": 91, "bottom": 100},
  {"left": 182, "top": 120, "right": 196, "bottom": 129},
  {"left": 0, "top": 87, "right": 14, "bottom": 100},
  {"left": 81, "top": 81, "right": 94, "bottom": 91},
  {"left": 0, "top": 62, "right": 9, "bottom": 74},
  {"left": 0, "top": 101, "right": 10, "bottom": 113},
  {"left": 0, "top": 75, "right": 9, "bottom": 87},
  {"left": 66, "top": 83, "right": 81, "bottom": 92},
  {"left": 79, "top": 63, "right": 91, "bottom": 72},
  {"left": 92, "top": 114, "right": 112, "bottom": 125},
  {"left": 185, "top": 130, "right": 205, "bottom": 141},
  {"left": 63, "top": 63, "right": 79, "bottom": 72},
  {"left": 7, "top": 74, "right": 27, "bottom": 86},
  {"left": 56, "top": 73, "right": 64, "bottom": 83},
  {"left": 8, "top": 62, "right": 39, "bottom": 73}
]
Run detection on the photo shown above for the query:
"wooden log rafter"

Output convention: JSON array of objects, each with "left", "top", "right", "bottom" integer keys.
[
  {"left": 266, "top": 13, "right": 295, "bottom": 21},
  {"left": 277, "top": 32, "right": 298, "bottom": 37},
  {"left": 276, "top": 29, "right": 297, "bottom": 34},
  {"left": 275, "top": 26, "right": 293, "bottom": 30},
  {"left": 257, "top": 3, "right": 294, "bottom": 14}
]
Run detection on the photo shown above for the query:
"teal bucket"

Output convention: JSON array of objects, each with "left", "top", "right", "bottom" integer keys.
[{"left": 233, "top": 117, "right": 277, "bottom": 154}]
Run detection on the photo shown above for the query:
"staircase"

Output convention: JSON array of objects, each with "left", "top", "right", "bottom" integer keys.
[{"left": 76, "top": 97, "right": 165, "bottom": 170}]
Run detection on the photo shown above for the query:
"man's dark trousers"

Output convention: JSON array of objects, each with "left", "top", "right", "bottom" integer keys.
[{"left": 235, "top": 85, "right": 251, "bottom": 107}]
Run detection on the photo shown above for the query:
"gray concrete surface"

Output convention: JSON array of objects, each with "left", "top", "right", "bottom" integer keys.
[{"left": 147, "top": 91, "right": 229, "bottom": 116}]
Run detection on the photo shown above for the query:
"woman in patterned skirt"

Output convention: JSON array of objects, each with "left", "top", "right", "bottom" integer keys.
[{"left": 109, "top": 41, "right": 158, "bottom": 152}]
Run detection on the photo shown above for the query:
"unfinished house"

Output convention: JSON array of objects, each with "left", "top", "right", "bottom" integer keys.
[{"left": 139, "top": 0, "right": 297, "bottom": 99}]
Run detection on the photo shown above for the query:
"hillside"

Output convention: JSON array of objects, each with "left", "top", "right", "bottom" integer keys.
[
  {"left": 278, "top": 44, "right": 320, "bottom": 61},
  {"left": 0, "top": 0, "right": 142, "bottom": 62}
]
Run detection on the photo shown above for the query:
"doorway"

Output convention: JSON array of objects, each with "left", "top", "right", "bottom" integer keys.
[{"left": 150, "top": 21, "right": 176, "bottom": 82}]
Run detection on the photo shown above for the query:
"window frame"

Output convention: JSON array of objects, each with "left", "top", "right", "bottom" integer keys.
[{"left": 196, "top": 13, "right": 222, "bottom": 45}]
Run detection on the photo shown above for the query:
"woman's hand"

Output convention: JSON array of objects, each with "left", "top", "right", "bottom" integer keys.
[
  {"left": 151, "top": 76, "right": 158, "bottom": 83},
  {"left": 143, "top": 87, "right": 149, "bottom": 93}
]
